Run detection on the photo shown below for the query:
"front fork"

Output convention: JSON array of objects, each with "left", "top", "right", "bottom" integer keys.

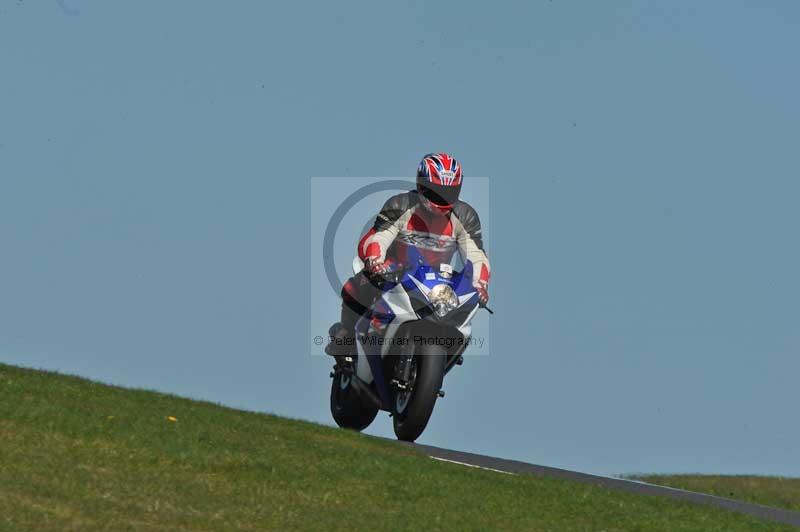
[
  {"left": 389, "top": 332, "right": 469, "bottom": 397},
  {"left": 391, "top": 352, "right": 415, "bottom": 393}
]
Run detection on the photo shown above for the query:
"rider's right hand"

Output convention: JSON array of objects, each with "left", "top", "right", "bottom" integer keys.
[{"left": 365, "top": 257, "right": 392, "bottom": 276}]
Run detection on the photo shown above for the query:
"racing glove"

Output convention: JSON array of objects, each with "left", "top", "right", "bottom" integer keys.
[
  {"left": 365, "top": 257, "right": 392, "bottom": 276},
  {"left": 474, "top": 280, "right": 489, "bottom": 306}
]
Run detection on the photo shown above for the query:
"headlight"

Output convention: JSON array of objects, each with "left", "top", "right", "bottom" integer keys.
[{"left": 429, "top": 283, "right": 458, "bottom": 317}]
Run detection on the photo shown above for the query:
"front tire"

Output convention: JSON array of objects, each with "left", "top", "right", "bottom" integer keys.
[
  {"left": 330, "top": 371, "right": 379, "bottom": 431},
  {"left": 392, "top": 344, "right": 446, "bottom": 442}
]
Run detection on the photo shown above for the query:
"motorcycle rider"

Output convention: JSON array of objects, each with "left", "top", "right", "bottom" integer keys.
[{"left": 326, "top": 152, "right": 491, "bottom": 359}]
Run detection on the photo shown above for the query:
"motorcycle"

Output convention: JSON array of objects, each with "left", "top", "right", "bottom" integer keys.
[{"left": 329, "top": 247, "right": 491, "bottom": 442}]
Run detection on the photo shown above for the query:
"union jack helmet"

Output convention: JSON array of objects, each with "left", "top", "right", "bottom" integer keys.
[{"left": 416, "top": 152, "right": 463, "bottom": 207}]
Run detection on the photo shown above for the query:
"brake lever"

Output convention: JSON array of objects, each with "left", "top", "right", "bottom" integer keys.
[
  {"left": 368, "top": 262, "right": 407, "bottom": 287},
  {"left": 480, "top": 303, "right": 494, "bottom": 314}
]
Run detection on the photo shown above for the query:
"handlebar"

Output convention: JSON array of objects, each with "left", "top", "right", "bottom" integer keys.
[
  {"left": 366, "top": 260, "right": 495, "bottom": 314},
  {"left": 382, "top": 261, "right": 407, "bottom": 274}
]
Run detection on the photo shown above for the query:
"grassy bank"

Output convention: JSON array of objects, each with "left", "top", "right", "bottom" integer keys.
[
  {"left": 0, "top": 363, "right": 793, "bottom": 531},
  {"left": 632, "top": 474, "right": 800, "bottom": 513}
]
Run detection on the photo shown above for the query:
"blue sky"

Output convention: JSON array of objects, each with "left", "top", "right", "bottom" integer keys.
[{"left": 1, "top": 1, "right": 798, "bottom": 476}]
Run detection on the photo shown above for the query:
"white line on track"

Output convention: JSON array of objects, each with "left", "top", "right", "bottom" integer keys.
[{"left": 431, "top": 456, "right": 516, "bottom": 475}]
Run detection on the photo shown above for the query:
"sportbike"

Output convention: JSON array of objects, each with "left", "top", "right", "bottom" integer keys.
[{"left": 328, "top": 247, "right": 491, "bottom": 441}]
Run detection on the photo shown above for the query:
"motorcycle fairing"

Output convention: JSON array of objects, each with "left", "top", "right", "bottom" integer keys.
[{"left": 354, "top": 246, "right": 479, "bottom": 396}]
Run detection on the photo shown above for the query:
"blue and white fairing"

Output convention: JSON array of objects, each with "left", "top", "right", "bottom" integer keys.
[{"left": 354, "top": 247, "right": 480, "bottom": 386}]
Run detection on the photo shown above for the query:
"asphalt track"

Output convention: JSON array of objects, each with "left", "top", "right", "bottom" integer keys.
[{"left": 401, "top": 442, "right": 800, "bottom": 528}]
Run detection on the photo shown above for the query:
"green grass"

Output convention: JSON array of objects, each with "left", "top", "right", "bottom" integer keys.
[
  {"left": 631, "top": 474, "right": 800, "bottom": 513},
  {"left": 0, "top": 362, "right": 794, "bottom": 532}
]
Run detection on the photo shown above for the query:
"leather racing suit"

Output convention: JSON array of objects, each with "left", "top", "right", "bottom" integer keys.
[{"left": 338, "top": 189, "right": 491, "bottom": 340}]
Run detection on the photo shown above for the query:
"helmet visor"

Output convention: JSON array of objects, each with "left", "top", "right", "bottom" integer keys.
[{"left": 418, "top": 182, "right": 461, "bottom": 207}]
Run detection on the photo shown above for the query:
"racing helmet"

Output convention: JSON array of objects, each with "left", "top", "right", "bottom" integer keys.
[{"left": 416, "top": 152, "right": 463, "bottom": 209}]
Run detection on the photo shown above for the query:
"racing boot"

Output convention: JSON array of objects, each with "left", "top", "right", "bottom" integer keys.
[{"left": 325, "top": 322, "right": 356, "bottom": 370}]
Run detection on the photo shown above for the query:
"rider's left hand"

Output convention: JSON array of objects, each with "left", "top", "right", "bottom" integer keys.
[{"left": 475, "top": 280, "right": 489, "bottom": 306}]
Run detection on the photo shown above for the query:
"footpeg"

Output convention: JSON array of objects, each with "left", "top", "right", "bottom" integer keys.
[{"left": 437, "top": 389, "right": 445, "bottom": 398}]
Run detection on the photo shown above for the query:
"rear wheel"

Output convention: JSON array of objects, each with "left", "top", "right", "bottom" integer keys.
[
  {"left": 392, "top": 343, "right": 446, "bottom": 442},
  {"left": 330, "top": 371, "right": 379, "bottom": 431}
]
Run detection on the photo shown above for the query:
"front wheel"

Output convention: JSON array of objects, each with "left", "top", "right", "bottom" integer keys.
[
  {"left": 330, "top": 371, "right": 378, "bottom": 431},
  {"left": 392, "top": 344, "right": 446, "bottom": 442}
]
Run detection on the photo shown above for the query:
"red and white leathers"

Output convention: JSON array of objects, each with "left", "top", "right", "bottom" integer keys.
[
  {"left": 331, "top": 188, "right": 490, "bottom": 356},
  {"left": 359, "top": 190, "right": 490, "bottom": 286},
  {"left": 351, "top": 188, "right": 489, "bottom": 297}
]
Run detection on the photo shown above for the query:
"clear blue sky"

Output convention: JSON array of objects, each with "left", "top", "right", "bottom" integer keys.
[{"left": 1, "top": 1, "right": 798, "bottom": 477}]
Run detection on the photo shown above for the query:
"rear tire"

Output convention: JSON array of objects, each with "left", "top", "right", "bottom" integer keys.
[
  {"left": 330, "top": 371, "right": 378, "bottom": 431},
  {"left": 392, "top": 344, "right": 446, "bottom": 442}
]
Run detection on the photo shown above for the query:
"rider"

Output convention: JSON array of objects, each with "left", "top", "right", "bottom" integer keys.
[{"left": 326, "top": 152, "right": 491, "bottom": 358}]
